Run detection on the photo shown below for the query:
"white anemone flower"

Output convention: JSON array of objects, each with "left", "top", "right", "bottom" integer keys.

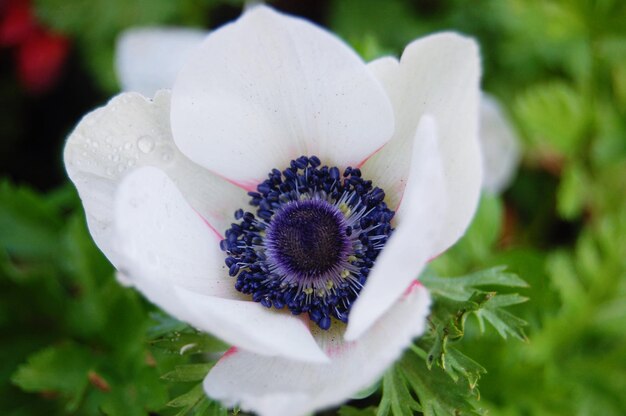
[{"left": 65, "top": 6, "right": 482, "bottom": 416}]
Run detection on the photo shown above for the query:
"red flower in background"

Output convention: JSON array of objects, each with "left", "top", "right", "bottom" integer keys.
[{"left": 0, "top": 0, "right": 69, "bottom": 93}]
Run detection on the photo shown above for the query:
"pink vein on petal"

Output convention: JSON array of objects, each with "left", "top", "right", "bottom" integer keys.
[
  {"left": 212, "top": 170, "right": 259, "bottom": 193},
  {"left": 357, "top": 142, "right": 387, "bottom": 169},
  {"left": 193, "top": 209, "right": 224, "bottom": 240}
]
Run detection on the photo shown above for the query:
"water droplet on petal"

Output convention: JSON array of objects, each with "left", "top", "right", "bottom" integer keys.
[
  {"left": 160, "top": 147, "right": 174, "bottom": 163},
  {"left": 137, "top": 136, "right": 155, "bottom": 154}
]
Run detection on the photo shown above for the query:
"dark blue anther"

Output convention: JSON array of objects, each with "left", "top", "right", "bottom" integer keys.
[
  {"left": 258, "top": 183, "right": 272, "bottom": 194},
  {"left": 319, "top": 315, "right": 331, "bottom": 330},
  {"left": 309, "top": 156, "right": 321, "bottom": 167},
  {"left": 229, "top": 264, "right": 240, "bottom": 276}
]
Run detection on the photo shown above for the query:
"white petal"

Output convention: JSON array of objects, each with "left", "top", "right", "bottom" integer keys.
[
  {"left": 362, "top": 33, "right": 482, "bottom": 256},
  {"left": 115, "top": 27, "right": 207, "bottom": 96},
  {"left": 64, "top": 91, "right": 249, "bottom": 268},
  {"left": 115, "top": 166, "right": 328, "bottom": 363},
  {"left": 114, "top": 165, "right": 239, "bottom": 300},
  {"left": 479, "top": 94, "right": 521, "bottom": 194},
  {"left": 175, "top": 288, "right": 328, "bottom": 363},
  {"left": 171, "top": 5, "right": 394, "bottom": 186},
  {"left": 345, "top": 115, "right": 445, "bottom": 341},
  {"left": 204, "top": 284, "right": 431, "bottom": 416}
]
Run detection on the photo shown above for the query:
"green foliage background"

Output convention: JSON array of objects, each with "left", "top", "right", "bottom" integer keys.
[{"left": 2, "top": 0, "right": 626, "bottom": 415}]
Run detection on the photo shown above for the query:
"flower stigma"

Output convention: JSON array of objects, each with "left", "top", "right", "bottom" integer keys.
[{"left": 220, "top": 156, "right": 394, "bottom": 330}]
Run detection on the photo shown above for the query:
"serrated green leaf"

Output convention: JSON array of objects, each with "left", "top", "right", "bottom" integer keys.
[
  {"left": 162, "top": 363, "right": 215, "bottom": 382},
  {"left": 402, "top": 357, "right": 483, "bottom": 416},
  {"left": 421, "top": 266, "right": 528, "bottom": 391},
  {"left": 168, "top": 383, "right": 205, "bottom": 408},
  {"left": 380, "top": 351, "right": 484, "bottom": 416},
  {"left": 422, "top": 266, "right": 528, "bottom": 301},
  {"left": 12, "top": 343, "right": 94, "bottom": 412},
  {"left": 514, "top": 81, "right": 587, "bottom": 156},
  {"left": 443, "top": 348, "right": 487, "bottom": 390},
  {"left": 164, "top": 364, "right": 235, "bottom": 415},
  {"left": 377, "top": 363, "right": 422, "bottom": 416},
  {"left": 485, "top": 293, "right": 529, "bottom": 308},
  {"left": 474, "top": 308, "right": 528, "bottom": 341}
]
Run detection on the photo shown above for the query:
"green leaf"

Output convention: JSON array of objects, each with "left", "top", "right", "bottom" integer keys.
[
  {"left": 0, "top": 181, "right": 63, "bottom": 259},
  {"left": 61, "top": 214, "right": 117, "bottom": 340},
  {"left": 339, "top": 405, "right": 378, "bottom": 416},
  {"left": 350, "top": 379, "right": 380, "bottom": 400},
  {"left": 450, "top": 195, "right": 504, "bottom": 264},
  {"left": 161, "top": 363, "right": 215, "bottom": 382},
  {"left": 557, "top": 162, "right": 588, "bottom": 219},
  {"left": 97, "top": 367, "right": 168, "bottom": 416},
  {"left": 167, "top": 383, "right": 205, "bottom": 407},
  {"left": 147, "top": 311, "right": 189, "bottom": 339},
  {"left": 377, "top": 362, "right": 422, "bottom": 416},
  {"left": 150, "top": 330, "right": 228, "bottom": 356},
  {"left": 12, "top": 343, "right": 95, "bottom": 412},
  {"left": 420, "top": 267, "right": 528, "bottom": 390},
  {"left": 329, "top": 0, "right": 422, "bottom": 57},
  {"left": 443, "top": 348, "right": 487, "bottom": 390},
  {"left": 422, "top": 266, "right": 528, "bottom": 301},
  {"left": 165, "top": 381, "right": 229, "bottom": 416},
  {"left": 514, "top": 81, "right": 587, "bottom": 157},
  {"left": 168, "top": 383, "right": 206, "bottom": 409},
  {"left": 474, "top": 307, "right": 528, "bottom": 341},
  {"left": 379, "top": 350, "right": 484, "bottom": 416},
  {"left": 546, "top": 251, "right": 585, "bottom": 305}
]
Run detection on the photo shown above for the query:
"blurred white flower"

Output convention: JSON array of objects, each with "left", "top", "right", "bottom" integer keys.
[
  {"left": 479, "top": 94, "right": 521, "bottom": 194},
  {"left": 115, "top": 27, "right": 206, "bottom": 97},
  {"left": 66, "top": 6, "right": 481, "bottom": 416}
]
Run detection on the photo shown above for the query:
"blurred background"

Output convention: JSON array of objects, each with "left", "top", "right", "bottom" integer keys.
[{"left": 1, "top": 0, "right": 625, "bottom": 415}]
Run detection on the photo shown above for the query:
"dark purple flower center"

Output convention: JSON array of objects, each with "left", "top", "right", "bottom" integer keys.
[
  {"left": 266, "top": 199, "right": 350, "bottom": 278},
  {"left": 220, "top": 156, "right": 394, "bottom": 330}
]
